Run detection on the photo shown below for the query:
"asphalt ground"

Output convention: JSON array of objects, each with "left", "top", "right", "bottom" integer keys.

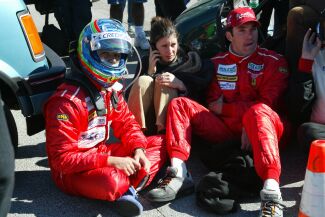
[{"left": 8, "top": 1, "right": 307, "bottom": 216}]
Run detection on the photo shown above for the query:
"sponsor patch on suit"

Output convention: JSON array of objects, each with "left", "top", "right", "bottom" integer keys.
[
  {"left": 217, "top": 64, "right": 237, "bottom": 75},
  {"left": 219, "top": 81, "right": 236, "bottom": 90},
  {"left": 217, "top": 75, "right": 238, "bottom": 82}
]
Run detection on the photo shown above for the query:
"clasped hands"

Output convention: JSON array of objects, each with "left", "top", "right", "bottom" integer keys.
[{"left": 107, "top": 148, "right": 150, "bottom": 176}]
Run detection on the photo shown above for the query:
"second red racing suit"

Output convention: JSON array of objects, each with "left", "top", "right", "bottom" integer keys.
[
  {"left": 166, "top": 47, "right": 289, "bottom": 182},
  {"left": 45, "top": 79, "right": 167, "bottom": 201}
]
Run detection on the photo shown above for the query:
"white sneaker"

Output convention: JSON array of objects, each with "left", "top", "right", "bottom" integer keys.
[
  {"left": 134, "top": 32, "right": 150, "bottom": 50},
  {"left": 259, "top": 189, "right": 285, "bottom": 217}
]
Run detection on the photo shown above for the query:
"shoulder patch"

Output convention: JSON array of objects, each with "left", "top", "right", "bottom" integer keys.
[
  {"left": 278, "top": 66, "right": 288, "bottom": 74},
  {"left": 56, "top": 113, "right": 69, "bottom": 121}
]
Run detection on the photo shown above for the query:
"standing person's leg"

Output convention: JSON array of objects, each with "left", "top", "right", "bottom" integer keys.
[
  {"left": 108, "top": 0, "right": 125, "bottom": 22},
  {"left": 71, "top": 0, "right": 92, "bottom": 41},
  {"left": 154, "top": 0, "right": 164, "bottom": 17},
  {"left": 132, "top": 0, "right": 150, "bottom": 50},
  {"left": 54, "top": 0, "right": 74, "bottom": 41},
  {"left": 242, "top": 103, "right": 285, "bottom": 216},
  {"left": 298, "top": 122, "right": 325, "bottom": 153},
  {"left": 127, "top": 0, "right": 134, "bottom": 33},
  {"left": 155, "top": 0, "right": 186, "bottom": 21},
  {"left": 0, "top": 96, "right": 14, "bottom": 217}
]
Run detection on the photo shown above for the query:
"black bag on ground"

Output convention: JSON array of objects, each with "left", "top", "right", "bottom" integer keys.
[{"left": 196, "top": 150, "right": 263, "bottom": 215}]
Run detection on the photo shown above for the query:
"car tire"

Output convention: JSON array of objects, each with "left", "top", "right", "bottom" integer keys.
[{"left": 4, "top": 104, "right": 18, "bottom": 152}]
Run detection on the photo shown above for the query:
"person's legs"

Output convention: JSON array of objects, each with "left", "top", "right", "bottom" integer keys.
[
  {"left": 54, "top": 0, "right": 74, "bottom": 42},
  {"left": 155, "top": 0, "right": 186, "bottom": 21},
  {"left": 154, "top": 83, "right": 178, "bottom": 133},
  {"left": 298, "top": 122, "right": 325, "bottom": 153},
  {"left": 71, "top": 0, "right": 92, "bottom": 41},
  {"left": 127, "top": 76, "right": 155, "bottom": 130},
  {"left": 132, "top": 0, "right": 150, "bottom": 50},
  {"left": 243, "top": 103, "right": 285, "bottom": 217},
  {"left": 166, "top": 97, "right": 236, "bottom": 162},
  {"left": 108, "top": 0, "right": 125, "bottom": 22},
  {"left": 146, "top": 97, "right": 236, "bottom": 202}
]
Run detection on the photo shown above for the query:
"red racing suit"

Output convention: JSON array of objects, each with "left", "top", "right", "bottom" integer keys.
[
  {"left": 166, "top": 47, "right": 289, "bottom": 182},
  {"left": 45, "top": 80, "right": 167, "bottom": 201}
]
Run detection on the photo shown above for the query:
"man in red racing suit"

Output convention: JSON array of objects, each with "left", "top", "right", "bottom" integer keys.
[
  {"left": 146, "top": 7, "right": 289, "bottom": 217},
  {"left": 44, "top": 19, "right": 167, "bottom": 217}
]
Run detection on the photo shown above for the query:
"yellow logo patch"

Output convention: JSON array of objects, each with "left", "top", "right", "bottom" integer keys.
[
  {"left": 217, "top": 75, "right": 238, "bottom": 82},
  {"left": 56, "top": 113, "right": 69, "bottom": 121}
]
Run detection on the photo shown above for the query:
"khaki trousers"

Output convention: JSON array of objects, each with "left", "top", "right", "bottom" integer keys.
[{"left": 128, "top": 75, "right": 178, "bottom": 132}]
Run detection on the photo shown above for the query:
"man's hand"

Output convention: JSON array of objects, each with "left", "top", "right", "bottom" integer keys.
[
  {"left": 107, "top": 156, "right": 141, "bottom": 176},
  {"left": 301, "top": 28, "right": 322, "bottom": 60},
  {"left": 155, "top": 72, "right": 186, "bottom": 91},
  {"left": 241, "top": 128, "right": 251, "bottom": 151},
  {"left": 208, "top": 95, "right": 223, "bottom": 115},
  {"left": 133, "top": 148, "right": 151, "bottom": 173}
]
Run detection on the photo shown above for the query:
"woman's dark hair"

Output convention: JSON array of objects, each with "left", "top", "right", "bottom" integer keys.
[{"left": 149, "top": 16, "right": 179, "bottom": 46}]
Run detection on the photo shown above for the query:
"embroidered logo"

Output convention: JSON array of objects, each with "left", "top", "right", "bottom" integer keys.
[
  {"left": 219, "top": 81, "right": 236, "bottom": 90},
  {"left": 56, "top": 113, "right": 69, "bottom": 121},
  {"left": 217, "top": 75, "right": 238, "bottom": 82},
  {"left": 217, "top": 64, "right": 237, "bottom": 75},
  {"left": 248, "top": 62, "right": 264, "bottom": 72}
]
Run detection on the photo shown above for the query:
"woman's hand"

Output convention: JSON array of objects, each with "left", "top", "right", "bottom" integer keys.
[
  {"left": 133, "top": 148, "right": 151, "bottom": 173},
  {"left": 107, "top": 156, "right": 141, "bottom": 176},
  {"left": 301, "top": 28, "right": 322, "bottom": 60},
  {"left": 148, "top": 47, "right": 160, "bottom": 75},
  {"left": 156, "top": 72, "right": 186, "bottom": 91}
]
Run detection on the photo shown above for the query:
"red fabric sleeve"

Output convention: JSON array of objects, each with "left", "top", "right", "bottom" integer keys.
[{"left": 298, "top": 58, "right": 313, "bottom": 73}]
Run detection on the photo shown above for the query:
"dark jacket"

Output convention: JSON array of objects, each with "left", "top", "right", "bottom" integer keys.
[{"left": 134, "top": 50, "right": 215, "bottom": 104}]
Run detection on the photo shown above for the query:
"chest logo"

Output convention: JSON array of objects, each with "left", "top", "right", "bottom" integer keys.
[
  {"left": 219, "top": 81, "right": 236, "bottom": 90},
  {"left": 248, "top": 63, "right": 264, "bottom": 72},
  {"left": 217, "top": 64, "right": 237, "bottom": 75}
]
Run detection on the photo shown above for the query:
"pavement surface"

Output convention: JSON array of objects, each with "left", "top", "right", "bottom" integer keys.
[{"left": 8, "top": 0, "right": 308, "bottom": 216}]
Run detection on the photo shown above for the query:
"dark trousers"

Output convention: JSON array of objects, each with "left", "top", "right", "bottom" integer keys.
[
  {"left": 0, "top": 97, "right": 15, "bottom": 217},
  {"left": 298, "top": 122, "right": 325, "bottom": 153},
  {"left": 154, "top": 0, "right": 186, "bottom": 21},
  {"left": 54, "top": 0, "right": 92, "bottom": 43}
]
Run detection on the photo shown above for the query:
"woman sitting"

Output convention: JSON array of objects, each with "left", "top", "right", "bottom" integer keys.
[{"left": 128, "top": 16, "right": 214, "bottom": 135}]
